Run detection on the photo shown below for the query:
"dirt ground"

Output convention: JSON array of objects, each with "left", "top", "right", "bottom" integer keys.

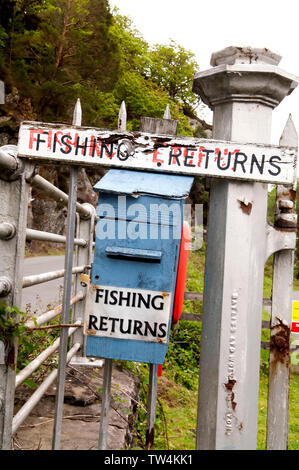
[{"left": 13, "top": 363, "right": 139, "bottom": 451}]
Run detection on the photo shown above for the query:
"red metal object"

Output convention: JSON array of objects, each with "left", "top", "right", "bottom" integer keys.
[
  {"left": 173, "top": 221, "right": 191, "bottom": 324},
  {"left": 158, "top": 222, "right": 191, "bottom": 378}
]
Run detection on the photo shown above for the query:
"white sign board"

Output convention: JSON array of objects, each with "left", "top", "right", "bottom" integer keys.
[
  {"left": 18, "top": 121, "right": 297, "bottom": 184},
  {"left": 84, "top": 285, "right": 172, "bottom": 343}
]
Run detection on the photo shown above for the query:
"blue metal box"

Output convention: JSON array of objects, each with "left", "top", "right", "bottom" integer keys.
[{"left": 85, "top": 169, "right": 193, "bottom": 364}]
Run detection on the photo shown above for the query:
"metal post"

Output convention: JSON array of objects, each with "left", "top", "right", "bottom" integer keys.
[
  {"left": 145, "top": 364, "right": 158, "bottom": 449},
  {"left": 193, "top": 47, "right": 298, "bottom": 450},
  {"left": 266, "top": 115, "right": 298, "bottom": 449},
  {"left": 70, "top": 202, "right": 96, "bottom": 364},
  {"left": 0, "top": 81, "right": 4, "bottom": 104},
  {"left": 98, "top": 357, "right": 113, "bottom": 450},
  {"left": 97, "top": 101, "right": 128, "bottom": 450},
  {"left": 52, "top": 99, "right": 81, "bottom": 450},
  {"left": 0, "top": 146, "right": 33, "bottom": 449}
]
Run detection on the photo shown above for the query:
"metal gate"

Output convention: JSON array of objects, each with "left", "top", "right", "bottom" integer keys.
[{"left": 0, "top": 46, "right": 298, "bottom": 450}]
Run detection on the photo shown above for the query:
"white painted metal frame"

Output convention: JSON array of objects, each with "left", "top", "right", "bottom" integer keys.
[{"left": 0, "top": 100, "right": 95, "bottom": 449}]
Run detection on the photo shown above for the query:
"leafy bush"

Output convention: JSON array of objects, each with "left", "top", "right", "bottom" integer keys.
[{"left": 164, "top": 321, "right": 201, "bottom": 390}]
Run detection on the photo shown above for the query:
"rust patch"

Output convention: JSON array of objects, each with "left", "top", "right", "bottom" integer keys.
[
  {"left": 274, "top": 218, "right": 297, "bottom": 230},
  {"left": 270, "top": 319, "right": 290, "bottom": 364},
  {"left": 7, "top": 344, "right": 15, "bottom": 368},
  {"left": 225, "top": 379, "right": 237, "bottom": 410},
  {"left": 277, "top": 188, "right": 296, "bottom": 204},
  {"left": 224, "top": 379, "right": 236, "bottom": 391},
  {"left": 239, "top": 201, "right": 252, "bottom": 215}
]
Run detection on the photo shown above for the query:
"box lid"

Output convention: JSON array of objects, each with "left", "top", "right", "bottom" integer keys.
[{"left": 93, "top": 169, "right": 194, "bottom": 199}]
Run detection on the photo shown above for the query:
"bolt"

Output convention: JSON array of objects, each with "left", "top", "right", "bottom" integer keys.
[
  {"left": 0, "top": 222, "right": 16, "bottom": 240},
  {"left": 0, "top": 277, "right": 12, "bottom": 297}
]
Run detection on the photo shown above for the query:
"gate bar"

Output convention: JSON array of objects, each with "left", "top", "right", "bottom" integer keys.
[
  {"left": 26, "top": 228, "right": 87, "bottom": 247},
  {"left": 52, "top": 99, "right": 81, "bottom": 450},
  {"left": 266, "top": 115, "right": 298, "bottom": 449},
  {"left": 12, "top": 342, "right": 80, "bottom": 436},
  {"left": 25, "top": 291, "right": 84, "bottom": 329},
  {"left": 146, "top": 364, "right": 158, "bottom": 449},
  {"left": 29, "top": 174, "right": 91, "bottom": 219},
  {"left": 15, "top": 322, "right": 81, "bottom": 388},
  {"left": 22, "top": 265, "right": 85, "bottom": 288}
]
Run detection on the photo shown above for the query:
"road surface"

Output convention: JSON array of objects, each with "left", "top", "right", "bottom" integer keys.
[{"left": 22, "top": 255, "right": 65, "bottom": 314}]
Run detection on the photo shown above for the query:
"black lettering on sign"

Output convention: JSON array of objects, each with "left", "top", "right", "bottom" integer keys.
[
  {"left": 61, "top": 134, "right": 72, "bottom": 154},
  {"left": 168, "top": 147, "right": 182, "bottom": 166},
  {"left": 101, "top": 142, "right": 113, "bottom": 159},
  {"left": 75, "top": 135, "right": 88, "bottom": 156},
  {"left": 95, "top": 289, "right": 104, "bottom": 303},
  {"left": 268, "top": 156, "right": 282, "bottom": 176},
  {"left": 109, "top": 290, "right": 118, "bottom": 305},
  {"left": 94, "top": 288, "right": 167, "bottom": 311},
  {"left": 137, "top": 293, "right": 151, "bottom": 309},
  {"left": 120, "top": 318, "right": 132, "bottom": 334},
  {"left": 36, "top": 132, "right": 47, "bottom": 151},
  {"left": 144, "top": 321, "right": 157, "bottom": 337},
  {"left": 117, "top": 142, "right": 130, "bottom": 161},
  {"left": 110, "top": 317, "right": 119, "bottom": 333},
  {"left": 99, "top": 316, "right": 108, "bottom": 331},
  {"left": 53, "top": 132, "right": 62, "bottom": 153},
  {"left": 87, "top": 315, "right": 168, "bottom": 340},
  {"left": 250, "top": 154, "right": 265, "bottom": 174},
  {"left": 202, "top": 149, "right": 214, "bottom": 169},
  {"left": 184, "top": 148, "right": 196, "bottom": 167},
  {"left": 88, "top": 315, "right": 98, "bottom": 330},
  {"left": 151, "top": 295, "right": 164, "bottom": 310},
  {"left": 233, "top": 152, "right": 247, "bottom": 173},
  {"left": 133, "top": 320, "right": 143, "bottom": 336},
  {"left": 119, "top": 290, "right": 131, "bottom": 307},
  {"left": 217, "top": 151, "right": 231, "bottom": 171},
  {"left": 158, "top": 323, "right": 167, "bottom": 338}
]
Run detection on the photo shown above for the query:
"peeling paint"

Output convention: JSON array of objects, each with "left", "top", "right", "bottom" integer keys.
[{"left": 239, "top": 200, "right": 253, "bottom": 215}]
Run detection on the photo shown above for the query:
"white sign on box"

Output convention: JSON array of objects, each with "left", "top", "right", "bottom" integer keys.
[{"left": 84, "top": 285, "right": 172, "bottom": 343}]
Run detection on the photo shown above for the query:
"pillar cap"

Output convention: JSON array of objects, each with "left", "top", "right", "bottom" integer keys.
[
  {"left": 210, "top": 46, "right": 281, "bottom": 66},
  {"left": 193, "top": 46, "right": 299, "bottom": 110}
]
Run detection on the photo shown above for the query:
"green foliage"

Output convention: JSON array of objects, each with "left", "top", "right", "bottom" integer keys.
[
  {"left": 148, "top": 40, "right": 200, "bottom": 109},
  {"left": 0, "top": 1, "right": 202, "bottom": 134},
  {"left": 267, "top": 185, "right": 276, "bottom": 225},
  {"left": 164, "top": 321, "right": 201, "bottom": 390},
  {"left": 0, "top": 302, "right": 28, "bottom": 347}
]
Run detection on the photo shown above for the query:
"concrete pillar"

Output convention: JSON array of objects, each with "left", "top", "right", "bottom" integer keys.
[{"left": 193, "top": 46, "right": 298, "bottom": 450}]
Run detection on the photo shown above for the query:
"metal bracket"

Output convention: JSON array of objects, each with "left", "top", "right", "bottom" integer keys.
[
  {"left": 265, "top": 224, "right": 296, "bottom": 262},
  {"left": 0, "top": 145, "right": 25, "bottom": 182}
]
